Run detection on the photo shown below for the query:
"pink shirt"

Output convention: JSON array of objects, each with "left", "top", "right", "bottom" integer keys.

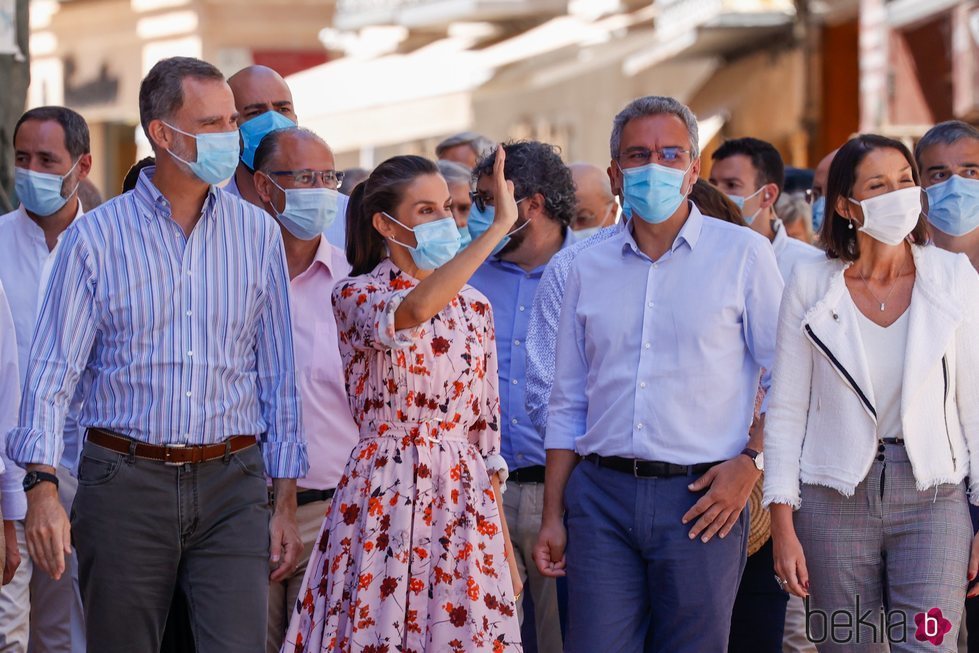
[{"left": 291, "top": 238, "right": 359, "bottom": 491}]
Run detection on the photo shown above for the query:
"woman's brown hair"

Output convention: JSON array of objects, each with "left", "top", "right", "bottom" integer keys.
[
  {"left": 346, "top": 155, "right": 441, "bottom": 275},
  {"left": 822, "top": 134, "right": 929, "bottom": 262}
]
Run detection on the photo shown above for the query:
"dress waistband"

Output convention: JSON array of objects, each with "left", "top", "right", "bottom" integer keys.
[{"left": 361, "top": 419, "right": 471, "bottom": 443}]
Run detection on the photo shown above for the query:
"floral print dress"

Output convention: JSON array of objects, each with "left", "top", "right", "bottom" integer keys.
[{"left": 282, "top": 259, "right": 522, "bottom": 653}]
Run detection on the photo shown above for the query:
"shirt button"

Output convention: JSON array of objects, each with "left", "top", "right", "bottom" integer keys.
[
  {"left": 512, "top": 379, "right": 518, "bottom": 385},
  {"left": 186, "top": 351, "right": 193, "bottom": 357},
  {"left": 636, "top": 423, "right": 644, "bottom": 430},
  {"left": 640, "top": 382, "right": 647, "bottom": 388},
  {"left": 647, "top": 301, "right": 654, "bottom": 308},
  {"left": 516, "top": 453, "right": 525, "bottom": 460},
  {"left": 185, "top": 391, "right": 192, "bottom": 398},
  {"left": 514, "top": 339, "right": 521, "bottom": 346},
  {"left": 185, "top": 310, "right": 192, "bottom": 317},
  {"left": 183, "top": 433, "right": 190, "bottom": 441},
  {"left": 653, "top": 263, "right": 659, "bottom": 270},
  {"left": 644, "top": 342, "right": 651, "bottom": 349},
  {"left": 186, "top": 270, "right": 193, "bottom": 276},
  {"left": 519, "top": 305, "right": 526, "bottom": 312},
  {"left": 511, "top": 418, "right": 518, "bottom": 425}
]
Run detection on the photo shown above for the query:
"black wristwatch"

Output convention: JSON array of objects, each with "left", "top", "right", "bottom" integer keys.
[
  {"left": 23, "top": 470, "right": 59, "bottom": 492},
  {"left": 740, "top": 447, "right": 764, "bottom": 472}
]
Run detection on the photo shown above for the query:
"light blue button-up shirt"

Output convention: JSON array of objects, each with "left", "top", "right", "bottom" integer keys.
[
  {"left": 545, "top": 204, "right": 782, "bottom": 465},
  {"left": 470, "top": 231, "right": 574, "bottom": 470}
]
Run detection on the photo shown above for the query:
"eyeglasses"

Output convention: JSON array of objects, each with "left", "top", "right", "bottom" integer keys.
[
  {"left": 804, "top": 188, "right": 822, "bottom": 205},
  {"left": 618, "top": 147, "right": 690, "bottom": 166},
  {"left": 469, "top": 191, "right": 526, "bottom": 213},
  {"left": 267, "top": 169, "right": 344, "bottom": 189}
]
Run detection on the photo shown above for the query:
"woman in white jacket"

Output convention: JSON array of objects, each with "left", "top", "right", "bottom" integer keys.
[{"left": 764, "top": 134, "right": 979, "bottom": 652}]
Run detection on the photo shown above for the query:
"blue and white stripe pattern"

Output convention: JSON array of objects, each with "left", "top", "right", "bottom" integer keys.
[{"left": 7, "top": 167, "right": 308, "bottom": 478}]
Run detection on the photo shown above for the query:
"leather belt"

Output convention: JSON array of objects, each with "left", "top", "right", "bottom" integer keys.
[
  {"left": 585, "top": 454, "right": 721, "bottom": 478},
  {"left": 297, "top": 488, "right": 336, "bottom": 506},
  {"left": 86, "top": 428, "right": 256, "bottom": 466},
  {"left": 509, "top": 465, "right": 545, "bottom": 484}
]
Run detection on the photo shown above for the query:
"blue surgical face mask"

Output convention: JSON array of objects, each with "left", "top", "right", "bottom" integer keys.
[
  {"left": 573, "top": 226, "right": 602, "bottom": 241},
  {"left": 15, "top": 158, "right": 81, "bottom": 217},
  {"left": 266, "top": 176, "right": 339, "bottom": 240},
  {"left": 466, "top": 199, "right": 528, "bottom": 255},
  {"left": 457, "top": 225, "right": 473, "bottom": 249},
  {"left": 726, "top": 186, "right": 765, "bottom": 225},
  {"left": 619, "top": 161, "right": 691, "bottom": 224},
  {"left": 811, "top": 196, "right": 826, "bottom": 232},
  {"left": 239, "top": 111, "right": 295, "bottom": 170},
  {"left": 925, "top": 176, "right": 979, "bottom": 237},
  {"left": 163, "top": 122, "right": 240, "bottom": 185},
  {"left": 383, "top": 213, "right": 461, "bottom": 270}
]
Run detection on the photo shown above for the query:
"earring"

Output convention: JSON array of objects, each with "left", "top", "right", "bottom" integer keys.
[{"left": 848, "top": 220, "right": 853, "bottom": 230}]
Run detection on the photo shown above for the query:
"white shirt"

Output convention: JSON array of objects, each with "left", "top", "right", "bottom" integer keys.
[
  {"left": 771, "top": 218, "right": 824, "bottom": 284},
  {"left": 0, "top": 203, "right": 83, "bottom": 518},
  {"left": 855, "top": 299, "right": 909, "bottom": 440}
]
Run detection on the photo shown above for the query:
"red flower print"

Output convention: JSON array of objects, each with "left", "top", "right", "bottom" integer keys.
[
  {"left": 431, "top": 336, "right": 451, "bottom": 355},
  {"left": 341, "top": 504, "right": 360, "bottom": 525},
  {"left": 409, "top": 578, "right": 425, "bottom": 594},
  {"left": 417, "top": 464, "right": 431, "bottom": 479},
  {"left": 446, "top": 603, "right": 468, "bottom": 627},
  {"left": 483, "top": 593, "right": 499, "bottom": 610},
  {"left": 376, "top": 533, "right": 389, "bottom": 550},
  {"left": 467, "top": 578, "right": 480, "bottom": 601},
  {"left": 413, "top": 547, "right": 429, "bottom": 560},
  {"left": 357, "top": 573, "right": 373, "bottom": 591},
  {"left": 368, "top": 498, "right": 384, "bottom": 517},
  {"left": 379, "top": 576, "right": 398, "bottom": 598}
]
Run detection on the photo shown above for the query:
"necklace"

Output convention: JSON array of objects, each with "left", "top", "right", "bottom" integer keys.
[{"left": 857, "top": 264, "right": 908, "bottom": 312}]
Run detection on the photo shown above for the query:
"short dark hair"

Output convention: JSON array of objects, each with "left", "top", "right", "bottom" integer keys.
[
  {"left": 823, "top": 134, "right": 928, "bottom": 262},
  {"left": 346, "top": 155, "right": 441, "bottom": 276},
  {"left": 472, "top": 140, "right": 576, "bottom": 228},
  {"left": 915, "top": 120, "right": 979, "bottom": 167},
  {"left": 122, "top": 156, "right": 156, "bottom": 193},
  {"left": 253, "top": 127, "right": 328, "bottom": 172},
  {"left": 712, "top": 137, "right": 785, "bottom": 194},
  {"left": 138, "top": 57, "right": 225, "bottom": 142},
  {"left": 14, "top": 106, "right": 90, "bottom": 160}
]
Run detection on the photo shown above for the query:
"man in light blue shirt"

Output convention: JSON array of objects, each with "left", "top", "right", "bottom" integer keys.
[
  {"left": 468, "top": 140, "right": 576, "bottom": 653},
  {"left": 532, "top": 96, "right": 783, "bottom": 652}
]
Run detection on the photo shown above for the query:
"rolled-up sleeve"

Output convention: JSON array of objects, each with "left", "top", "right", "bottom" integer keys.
[
  {"left": 544, "top": 264, "right": 588, "bottom": 451},
  {"left": 7, "top": 227, "right": 98, "bottom": 468},
  {"left": 255, "top": 231, "right": 308, "bottom": 479}
]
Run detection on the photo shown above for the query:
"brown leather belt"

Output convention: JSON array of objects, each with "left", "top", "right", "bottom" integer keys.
[{"left": 86, "top": 428, "right": 257, "bottom": 466}]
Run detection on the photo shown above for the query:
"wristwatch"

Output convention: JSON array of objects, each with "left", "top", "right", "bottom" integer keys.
[
  {"left": 740, "top": 447, "right": 764, "bottom": 472},
  {"left": 23, "top": 470, "right": 59, "bottom": 492}
]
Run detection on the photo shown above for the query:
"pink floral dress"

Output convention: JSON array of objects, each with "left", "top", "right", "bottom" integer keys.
[{"left": 282, "top": 259, "right": 522, "bottom": 653}]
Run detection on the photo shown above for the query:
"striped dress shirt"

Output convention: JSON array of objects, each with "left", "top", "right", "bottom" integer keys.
[{"left": 6, "top": 167, "right": 308, "bottom": 478}]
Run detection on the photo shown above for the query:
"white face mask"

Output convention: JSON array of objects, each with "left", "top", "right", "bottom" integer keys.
[{"left": 848, "top": 186, "right": 922, "bottom": 246}]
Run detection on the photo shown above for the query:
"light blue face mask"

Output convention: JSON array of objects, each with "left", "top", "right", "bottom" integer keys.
[
  {"left": 163, "top": 122, "right": 240, "bottom": 185},
  {"left": 239, "top": 111, "right": 295, "bottom": 170},
  {"left": 466, "top": 199, "right": 528, "bottom": 255},
  {"left": 15, "top": 158, "right": 80, "bottom": 217},
  {"left": 925, "top": 176, "right": 979, "bottom": 237},
  {"left": 619, "top": 161, "right": 691, "bottom": 224},
  {"left": 383, "top": 213, "right": 462, "bottom": 270},
  {"left": 457, "top": 225, "right": 473, "bottom": 249},
  {"left": 811, "top": 196, "right": 826, "bottom": 232},
  {"left": 726, "top": 187, "right": 765, "bottom": 225},
  {"left": 266, "top": 176, "right": 339, "bottom": 240}
]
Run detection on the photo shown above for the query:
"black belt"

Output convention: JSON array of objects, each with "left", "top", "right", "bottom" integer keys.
[
  {"left": 509, "top": 465, "right": 545, "bottom": 483},
  {"left": 585, "top": 454, "right": 721, "bottom": 478},
  {"left": 880, "top": 437, "right": 904, "bottom": 445},
  {"left": 297, "top": 488, "right": 336, "bottom": 506}
]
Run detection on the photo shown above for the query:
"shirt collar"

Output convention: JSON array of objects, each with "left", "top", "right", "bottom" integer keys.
[
  {"left": 16, "top": 198, "right": 85, "bottom": 244},
  {"left": 489, "top": 227, "right": 576, "bottom": 276},
  {"left": 133, "top": 166, "right": 219, "bottom": 221},
  {"left": 620, "top": 201, "right": 705, "bottom": 258}
]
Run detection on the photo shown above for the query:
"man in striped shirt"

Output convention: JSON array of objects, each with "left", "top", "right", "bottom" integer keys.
[{"left": 7, "top": 57, "right": 307, "bottom": 652}]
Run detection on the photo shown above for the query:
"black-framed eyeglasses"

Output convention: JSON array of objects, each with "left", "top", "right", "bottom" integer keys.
[
  {"left": 617, "top": 146, "right": 690, "bottom": 166},
  {"left": 268, "top": 169, "right": 344, "bottom": 189},
  {"left": 470, "top": 191, "right": 527, "bottom": 214}
]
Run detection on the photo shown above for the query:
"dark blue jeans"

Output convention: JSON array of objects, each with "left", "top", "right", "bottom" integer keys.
[{"left": 564, "top": 459, "right": 748, "bottom": 653}]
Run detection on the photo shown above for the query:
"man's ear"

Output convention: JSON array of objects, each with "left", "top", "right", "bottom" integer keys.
[
  {"left": 760, "top": 183, "right": 779, "bottom": 209},
  {"left": 146, "top": 119, "right": 171, "bottom": 152},
  {"left": 254, "top": 171, "right": 274, "bottom": 205}
]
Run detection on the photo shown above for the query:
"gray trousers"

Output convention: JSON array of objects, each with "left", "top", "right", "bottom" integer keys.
[
  {"left": 795, "top": 443, "right": 971, "bottom": 652},
  {"left": 71, "top": 441, "right": 271, "bottom": 653}
]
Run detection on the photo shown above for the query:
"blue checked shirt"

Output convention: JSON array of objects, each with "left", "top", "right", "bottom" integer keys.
[
  {"left": 544, "top": 205, "right": 782, "bottom": 464},
  {"left": 7, "top": 168, "right": 308, "bottom": 478},
  {"left": 469, "top": 231, "right": 574, "bottom": 470}
]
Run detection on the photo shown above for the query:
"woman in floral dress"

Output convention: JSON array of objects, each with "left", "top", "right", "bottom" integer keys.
[{"left": 282, "top": 151, "right": 523, "bottom": 652}]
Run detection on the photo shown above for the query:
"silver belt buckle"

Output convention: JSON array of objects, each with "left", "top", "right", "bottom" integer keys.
[
  {"left": 633, "top": 458, "right": 641, "bottom": 478},
  {"left": 164, "top": 443, "right": 188, "bottom": 466}
]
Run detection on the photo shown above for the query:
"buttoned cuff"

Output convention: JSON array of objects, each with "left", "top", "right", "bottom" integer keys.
[{"left": 262, "top": 440, "right": 310, "bottom": 479}]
